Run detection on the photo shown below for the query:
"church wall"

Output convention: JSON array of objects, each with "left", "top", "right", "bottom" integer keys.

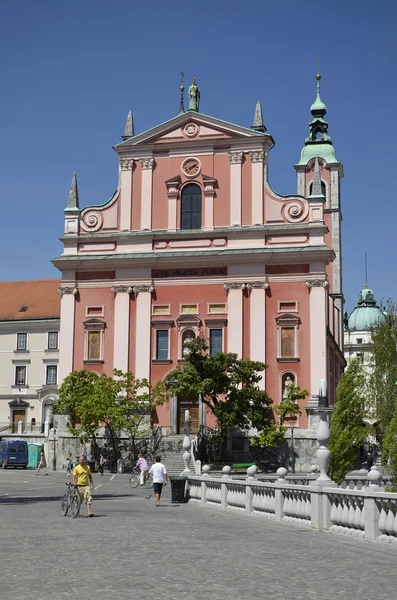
[
  {"left": 131, "top": 164, "right": 142, "bottom": 231},
  {"left": 151, "top": 157, "right": 170, "bottom": 230},
  {"left": 213, "top": 153, "right": 230, "bottom": 227},
  {"left": 73, "top": 287, "right": 115, "bottom": 374}
]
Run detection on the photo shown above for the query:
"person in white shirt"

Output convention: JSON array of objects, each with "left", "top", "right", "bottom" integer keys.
[{"left": 149, "top": 456, "right": 168, "bottom": 507}]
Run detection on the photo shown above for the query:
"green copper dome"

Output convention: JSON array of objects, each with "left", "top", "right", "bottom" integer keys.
[{"left": 347, "top": 286, "right": 386, "bottom": 331}]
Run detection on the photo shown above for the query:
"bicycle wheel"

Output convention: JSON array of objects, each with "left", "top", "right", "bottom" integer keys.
[
  {"left": 144, "top": 476, "right": 153, "bottom": 489},
  {"left": 61, "top": 493, "right": 69, "bottom": 516},
  {"left": 70, "top": 491, "right": 80, "bottom": 518},
  {"left": 129, "top": 473, "right": 139, "bottom": 488}
]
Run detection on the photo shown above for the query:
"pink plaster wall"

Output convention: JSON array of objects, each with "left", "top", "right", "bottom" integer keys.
[
  {"left": 213, "top": 154, "right": 230, "bottom": 226},
  {"left": 265, "top": 280, "right": 311, "bottom": 428},
  {"left": 73, "top": 287, "right": 115, "bottom": 375}
]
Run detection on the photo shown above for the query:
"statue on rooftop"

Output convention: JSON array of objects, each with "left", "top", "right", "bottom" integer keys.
[{"left": 188, "top": 77, "right": 200, "bottom": 112}]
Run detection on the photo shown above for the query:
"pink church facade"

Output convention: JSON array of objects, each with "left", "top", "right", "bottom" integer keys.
[{"left": 53, "top": 77, "right": 345, "bottom": 439}]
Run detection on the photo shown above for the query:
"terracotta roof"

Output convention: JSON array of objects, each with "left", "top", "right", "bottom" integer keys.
[{"left": 0, "top": 279, "right": 60, "bottom": 321}]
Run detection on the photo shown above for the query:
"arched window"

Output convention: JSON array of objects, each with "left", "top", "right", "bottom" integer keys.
[
  {"left": 309, "top": 181, "right": 326, "bottom": 198},
  {"left": 181, "top": 184, "right": 202, "bottom": 230}
]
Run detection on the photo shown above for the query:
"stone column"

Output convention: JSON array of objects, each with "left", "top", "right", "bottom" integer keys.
[
  {"left": 248, "top": 280, "right": 268, "bottom": 389},
  {"left": 119, "top": 159, "right": 134, "bottom": 230},
  {"left": 58, "top": 286, "right": 78, "bottom": 382},
  {"left": 224, "top": 282, "right": 245, "bottom": 357},
  {"left": 249, "top": 151, "right": 264, "bottom": 225},
  {"left": 228, "top": 151, "right": 243, "bottom": 226},
  {"left": 111, "top": 285, "right": 133, "bottom": 372},
  {"left": 306, "top": 279, "right": 328, "bottom": 403},
  {"left": 140, "top": 157, "right": 155, "bottom": 230},
  {"left": 133, "top": 285, "right": 154, "bottom": 381}
]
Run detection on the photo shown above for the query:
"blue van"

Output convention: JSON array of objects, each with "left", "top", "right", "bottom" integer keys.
[{"left": 0, "top": 440, "right": 28, "bottom": 469}]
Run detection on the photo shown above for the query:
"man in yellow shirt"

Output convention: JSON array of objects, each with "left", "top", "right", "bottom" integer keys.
[{"left": 73, "top": 455, "right": 94, "bottom": 517}]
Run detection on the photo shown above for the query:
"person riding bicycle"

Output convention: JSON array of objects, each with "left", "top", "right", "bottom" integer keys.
[
  {"left": 73, "top": 455, "right": 94, "bottom": 517},
  {"left": 136, "top": 452, "right": 149, "bottom": 486}
]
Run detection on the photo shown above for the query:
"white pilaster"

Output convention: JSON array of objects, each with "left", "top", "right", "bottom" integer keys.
[
  {"left": 307, "top": 281, "right": 328, "bottom": 397},
  {"left": 224, "top": 283, "right": 244, "bottom": 357},
  {"left": 228, "top": 151, "right": 243, "bottom": 226},
  {"left": 112, "top": 286, "right": 132, "bottom": 372},
  {"left": 249, "top": 151, "right": 264, "bottom": 225},
  {"left": 58, "top": 286, "right": 77, "bottom": 382},
  {"left": 248, "top": 281, "right": 268, "bottom": 389},
  {"left": 140, "top": 157, "right": 154, "bottom": 230},
  {"left": 203, "top": 176, "right": 216, "bottom": 230},
  {"left": 119, "top": 159, "right": 134, "bottom": 230},
  {"left": 133, "top": 285, "right": 154, "bottom": 381}
]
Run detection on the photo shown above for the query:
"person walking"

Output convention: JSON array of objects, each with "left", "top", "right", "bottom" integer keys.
[
  {"left": 36, "top": 451, "right": 48, "bottom": 476},
  {"left": 136, "top": 452, "right": 149, "bottom": 486},
  {"left": 66, "top": 454, "right": 73, "bottom": 476},
  {"left": 98, "top": 452, "right": 105, "bottom": 476},
  {"left": 73, "top": 455, "right": 95, "bottom": 517},
  {"left": 148, "top": 455, "right": 168, "bottom": 507}
]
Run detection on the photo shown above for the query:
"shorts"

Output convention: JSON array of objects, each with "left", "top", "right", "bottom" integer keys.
[
  {"left": 78, "top": 485, "right": 92, "bottom": 505},
  {"left": 153, "top": 482, "right": 163, "bottom": 495}
]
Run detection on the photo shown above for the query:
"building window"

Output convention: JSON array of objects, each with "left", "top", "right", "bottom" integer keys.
[
  {"left": 48, "top": 332, "right": 58, "bottom": 350},
  {"left": 46, "top": 365, "right": 58, "bottom": 385},
  {"left": 15, "top": 366, "right": 27, "bottom": 386},
  {"left": 208, "top": 303, "right": 227, "bottom": 314},
  {"left": 181, "top": 183, "right": 202, "bottom": 230},
  {"left": 156, "top": 330, "right": 169, "bottom": 360},
  {"left": 152, "top": 305, "right": 171, "bottom": 315},
  {"left": 278, "top": 301, "right": 298, "bottom": 313},
  {"left": 86, "top": 306, "right": 104, "bottom": 317},
  {"left": 17, "top": 333, "right": 27, "bottom": 351},
  {"left": 357, "top": 353, "right": 364, "bottom": 364},
  {"left": 209, "top": 329, "right": 223, "bottom": 356},
  {"left": 181, "top": 304, "right": 199, "bottom": 314},
  {"left": 357, "top": 338, "right": 363, "bottom": 345},
  {"left": 87, "top": 332, "right": 102, "bottom": 361},
  {"left": 281, "top": 328, "right": 295, "bottom": 358},
  {"left": 309, "top": 181, "right": 326, "bottom": 197},
  {"left": 276, "top": 314, "right": 300, "bottom": 361}
]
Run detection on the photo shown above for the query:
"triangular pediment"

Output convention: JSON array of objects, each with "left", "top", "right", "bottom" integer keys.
[{"left": 115, "top": 111, "right": 273, "bottom": 150}]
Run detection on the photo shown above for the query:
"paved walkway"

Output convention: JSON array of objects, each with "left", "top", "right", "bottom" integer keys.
[{"left": 1, "top": 470, "right": 397, "bottom": 600}]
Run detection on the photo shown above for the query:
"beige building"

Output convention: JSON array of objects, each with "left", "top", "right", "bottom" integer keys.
[{"left": 0, "top": 279, "right": 60, "bottom": 433}]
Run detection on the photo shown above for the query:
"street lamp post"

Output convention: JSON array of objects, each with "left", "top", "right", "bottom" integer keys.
[
  {"left": 167, "top": 377, "right": 177, "bottom": 434},
  {"left": 52, "top": 427, "right": 57, "bottom": 471}
]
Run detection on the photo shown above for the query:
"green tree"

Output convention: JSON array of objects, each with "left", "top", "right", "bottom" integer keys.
[
  {"left": 329, "top": 359, "right": 367, "bottom": 484},
  {"left": 368, "top": 301, "right": 397, "bottom": 440},
  {"left": 53, "top": 369, "right": 168, "bottom": 467},
  {"left": 381, "top": 408, "right": 397, "bottom": 491},
  {"left": 167, "top": 337, "right": 277, "bottom": 458}
]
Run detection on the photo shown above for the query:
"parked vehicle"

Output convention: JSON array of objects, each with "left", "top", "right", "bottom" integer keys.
[{"left": 0, "top": 440, "right": 28, "bottom": 469}]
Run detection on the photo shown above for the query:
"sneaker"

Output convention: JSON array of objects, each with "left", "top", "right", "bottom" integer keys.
[{"left": 45, "top": 473, "right": 48, "bottom": 476}]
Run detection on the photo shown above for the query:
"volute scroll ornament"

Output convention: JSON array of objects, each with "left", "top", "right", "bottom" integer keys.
[
  {"left": 306, "top": 279, "right": 329, "bottom": 289},
  {"left": 249, "top": 150, "right": 265, "bottom": 163},
  {"left": 228, "top": 151, "right": 244, "bottom": 164},
  {"left": 140, "top": 157, "right": 155, "bottom": 170},
  {"left": 81, "top": 211, "right": 103, "bottom": 232},
  {"left": 120, "top": 159, "right": 134, "bottom": 171},
  {"left": 132, "top": 285, "right": 155, "bottom": 295},
  {"left": 58, "top": 287, "right": 78, "bottom": 296},
  {"left": 282, "top": 199, "right": 309, "bottom": 223},
  {"left": 111, "top": 285, "right": 133, "bottom": 295},
  {"left": 224, "top": 282, "right": 246, "bottom": 292}
]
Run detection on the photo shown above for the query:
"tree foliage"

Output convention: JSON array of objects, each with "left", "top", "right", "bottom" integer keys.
[
  {"left": 167, "top": 337, "right": 275, "bottom": 441},
  {"left": 368, "top": 301, "right": 397, "bottom": 439},
  {"left": 329, "top": 359, "right": 367, "bottom": 484},
  {"left": 53, "top": 369, "right": 168, "bottom": 465}
]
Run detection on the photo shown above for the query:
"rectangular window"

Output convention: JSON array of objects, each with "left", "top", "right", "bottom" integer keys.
[
  {"left": 15, "top": 366, "right": 26, "bottom": 386},
  {"left": 46, "top": 365, "right": 57, "bottom": 385},
  {"left": 156, "top": 330, "right": 169, "bottom": 360},
  {"left": 181, "top": 304, "right": 199, "bottom": 314},
  {"left": 87, "top": 306, "right": 104, "bottom": 317},
  {"left": 17, "top": 333, "right": 27, "bottom": 351},
  {"left": 357, "top": 338, "right": 363, "bottom": 345},
  {"left": 152, "top": 305, "right": 171, "bottom": 315},
  {"left": 279, "top": 301, "right": 298, "bottom": 313},
  {"left": 48, "top": 332, "right": 58, "bottom": 350},
  {"left": 281, "top": 327, "right": 295, "bottom": 358},
  {"left": 208, "top": 303, "right": 226, "bottom": 314},
  {"left": 87, "top": 331, "right": 101, "bottom": 361},
  {"left": 210, "top": 329, "right": 223, "bottom": 356}
]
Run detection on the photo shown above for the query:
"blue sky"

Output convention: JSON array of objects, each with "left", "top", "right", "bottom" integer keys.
[{"left": 0, "top": 0, "right": 396, "bottom": 313}]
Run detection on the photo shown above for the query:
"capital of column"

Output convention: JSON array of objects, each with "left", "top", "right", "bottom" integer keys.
[
  {"left": 228, "top": 151, "right": 244, "bottom": 164},
  {"left": 306, "top": 279, "right": 329, "bottom": 289},
  {"left": 133, "top": 284, "right": 155, "bottom": 295},
  {"left": 245, "top": 279, "right": 269, "bottom": 290},
  {"left": 111, "top": 285, "right": 133, "bottom": 295},
  {"left": 224, "top": 282, "right": 246, "bottom": 293},
  {"left": 249, "top": 150, "right": 265, "bottom": 163},
  {"left": 58, "top": 286, "right": 78, "bottom": 296},
  {"left": 120, "top": 158, "right": 134, "bottom": 171},
  {"left": 140, "top": 157, "right": 155, "bottom": 170}
]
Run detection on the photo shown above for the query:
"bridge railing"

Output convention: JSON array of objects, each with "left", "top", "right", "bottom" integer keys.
[{"left": 187, "top": 465, "right": 397, "bottom": 545}]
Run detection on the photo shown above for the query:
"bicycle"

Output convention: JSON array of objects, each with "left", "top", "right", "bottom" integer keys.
[
  {"left": 129, "top": 467, "right": 153, "bottom": 489},
  {"left": 61, "top": 482, "right": 81, "bottom": 518}
]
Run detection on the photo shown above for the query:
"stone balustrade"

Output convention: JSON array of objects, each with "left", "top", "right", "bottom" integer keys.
[{"left": 187, "top": 465, "right": 397, "bottom": 545}]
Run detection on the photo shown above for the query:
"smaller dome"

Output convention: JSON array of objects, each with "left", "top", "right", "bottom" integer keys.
[
  {"left": 310, "top": 92, "right": 327, "bottom": 117},
  {"left": 347, "top": 286, "right": 386, "bottom": 331}
]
